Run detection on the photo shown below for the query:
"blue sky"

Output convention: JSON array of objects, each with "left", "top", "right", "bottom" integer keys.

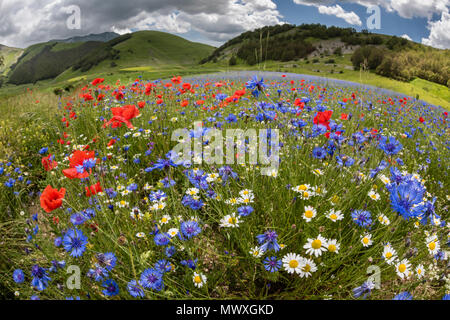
[{"left": 0, "top": 1, "right": 448, "bottom": 49}]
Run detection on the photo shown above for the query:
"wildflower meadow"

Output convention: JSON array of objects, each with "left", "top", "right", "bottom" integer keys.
[{"left": 0, "top": 71, "right": 448, "bottom": 300}]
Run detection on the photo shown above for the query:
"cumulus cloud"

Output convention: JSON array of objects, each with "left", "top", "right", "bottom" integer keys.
[
  {"left": 421, "top": 11, "right": 450, "bottom": 49},
  {"left": 318, "top": 4, "right": 362, "bottom": 25},
  {"left": 293, "top": 0, "right": 450, "bottom": 48},
  {"left": 400, "top": 34, "right": 412, "bottom": 41},
  {"left": 0, "top": 0, "right": 283, "bottom": 48}
]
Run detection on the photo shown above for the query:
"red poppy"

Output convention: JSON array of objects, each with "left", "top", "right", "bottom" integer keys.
[
  {"left": 40, "top": 185, "right": 66, "bottom": 213},
  {"left": 42, "top": 154, "right": 58, "bottom": 171},
  {"left": 91, "top": 78, "right": 104, "bottom": 86},
  {"left": 138, "top": 101, "right": 146, "bottom": 108},
  {"left": 62, "top": 150, "right": 95, "bottom": 179},
  {"left": 313, "top": 110, "right": 333, "bottom": 130},
  {"left": 340, "top": 113, "right": 348, "bottom": 120},
  {"left": 85, "top": 182, "right": 102, "bottom": 197},
  {"left": 171, "top": 76, "right": 182, "bottom": 84},
  {"left": 419, "top": 117, "right": 425, "bottom": 123},
  {"left": 103, "top": 104, "right": 139, "bottom": 129}
]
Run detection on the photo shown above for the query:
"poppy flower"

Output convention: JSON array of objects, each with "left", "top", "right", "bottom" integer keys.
[
  {"left": 40, "top": 185, "right": 66, "bottom": 213},
  {"left": 62, "top": 150, "right": 95, "bottom": 179},
  {"left": 42, "top": 154, "right": 58, "bottom": 171},
  {"left": 86, "top": 182, "right": 102, "bottom": 197},
  {"left": 104, "top": 105, "right": 139, "bottom": 129},
  {"left": 313, "top": 110, "right": 333, "bottom": 130},
  {"left": 419, "top": 117, "right": 425, "bottom": 123},
  {"left": 91, "top": 78, "right": 104, "bottom": 86}
]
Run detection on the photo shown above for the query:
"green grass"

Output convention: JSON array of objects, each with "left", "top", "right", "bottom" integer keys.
[{"left": 0, "top": 72, "right": 447, "bottom": 300}]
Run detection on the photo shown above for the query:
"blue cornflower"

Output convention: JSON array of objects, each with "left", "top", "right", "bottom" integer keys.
[
  {"left": 154, "top": 259, "right": 172, "bottom": 273},
  {"left": 225, "top": 113, "right": 237, "bottom": 123},
  {"left": 263, "top": 256, "right": 282, "bottom": 273},
  {"left": 393, "top": 292, "right": 413, "bottom": 300},
  {"left": 13, "top": 269, "right": 25, "bottom": 283},
  {"left": 443, "top": 294, "right": 450, "bottom": 300},
  {"left": 62, "top": 228, "right": 88, "bottom": 258},
  {"left": 389, "top": 181, "right": 425, "bottom": 220},
  {"left": 256, "top": 230, "right": 280, "bottom": 252},
  {"left": 87, "top": 264, "right": 109, "bottom": 282},
  {"left": 126, "top": 183, "right": 138, "bottom": 192},
  {"left": 38, "top": 147, "right": 48, "bottom": 155},
  {"left": 140, "top": 268, "right": 163, "bottom": 291},
  {"left": 145, "top": 156, "right": 178, "bottom": 172},
  {"left": 237, "top": 206, "right": 254, "bottom": 217},
  {"left": 31, "top": 265, "right": 51, "bottom": 291},
  {"left": 154, "top": 232, "right": 171, "bottom": 246},
  {"left": 49, "top": 260, "right": 66, "bottom": 273},
  {"left": 70, "top": 212, "right": 87, "bottom": 226},
  {"left": 379, "top": 136, "right": 402, "bottom": 156},
  {"left": 97, "top": 252, "right": 117, "bottom": 271},
  {"left": 351, "top": 210, "right": 372, "bottom": 228},
  {"left": 245, "top": 76, "right": 266, "bottom": 93},
  {"left": 353, "top": 280, "right": 374, "bottom": 299},
  {"left": 218, "top": 166, "right": 238, "bottom": 183},
  {"left": 127, "top": 280, "right": 144, "bottom": 298},
  {"left": 180, "top": 220, "right": 201, "bottom": 239},
  {"left": 312, "top": 147, "right": 327, "bottom": 159},
  {"left": 180, "top": 259, "right": 198, "bottom": 270},
  {"left": 102, "top": 279, "right": 119, "bottom": 297},
  {"left": 165, "top": 246, "right": 176, "bottom": 258}
]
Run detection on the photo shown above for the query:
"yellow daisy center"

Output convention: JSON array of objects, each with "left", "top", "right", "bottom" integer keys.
[
  {"left": 228, "top": 217, "right": 237, "bottom": 224},
  {"left": 305, "top": 210, "right": 314, "bottom": 218},
  {"left": 398, "top": 264, "right": 406, "bottom": 273},
  {"left": 328, "top": 244, "right": 336, "bottom": 252},
  {"left": 385, "top": 252, "right": 392, "bottom": 259},
  {"left": 363, "top": 237, "right": 369, "bottom": 244},
  {"left": 289, "top": 260, "right": 299, "bottom": 268},
  {"left": 312, "top": 239, "right": 322, "bottom": 249},
  {"left": 330, "top": 213, "right": 337, "bottom": 220},
  {"left": 194, "top": 276, "right": 202, "bottom": 283},
  {"left": 429, "top": 242, "right": 436, "bottom": 250},
  {"left": 303, "top": 264, "right": 311, "bottom": 272}
]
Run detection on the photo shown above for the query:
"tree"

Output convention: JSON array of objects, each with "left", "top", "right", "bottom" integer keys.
[
  {"left": 229, "top": 55, "right": 237, "bottom": 66},
  {"left": 0, "top": 55, "right": 4, "bottom": 68}
]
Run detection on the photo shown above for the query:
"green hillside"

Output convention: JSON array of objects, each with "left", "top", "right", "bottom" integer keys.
[
  {"left": 7, "top": 41, "right": 104, "bottom": 85},
  {"left": 0, "top": 45, "right": 23, "bottom": 76},
  {"left": 4, "top": 31, "right": 215, "bottom": 85},
  {"left": 202, "top": 24, "right": 449, "bottom": 88}
]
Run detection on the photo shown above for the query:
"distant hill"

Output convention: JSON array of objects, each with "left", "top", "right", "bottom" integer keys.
[
  {"left": 0, "top": 44, "right": 23, "bottom": 77},
  {"left": 4, "top": 31, "right": 215, "bottom": 85},
  {"left": 53, "top": 32, "right": 120, "bottom": 43},
  {"left": 202, "top": 23, "right": 449, "bottom": 87}
]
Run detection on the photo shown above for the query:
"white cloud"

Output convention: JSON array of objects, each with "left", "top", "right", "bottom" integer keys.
[
  {"left": 318, "top": 4, "right": 362, "bottom": 25},
  {"left": 293, "top": 0, "right": 448, "bottom": 19},
  {"left": 421, "top": 11, "right": 450, "bottom": 49},
  {"left": 0, "top": 0, "right": 283, "bottom": 48},
  {"left": 400, "top": 34, "right": 412, "bottom": 41}
]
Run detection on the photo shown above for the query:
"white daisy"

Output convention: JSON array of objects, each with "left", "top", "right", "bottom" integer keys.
[
  {"left": 249, "top": 246, "right": 265, "bottom": 258},
  {"left": 326, "top": 209, "right": 344, "bottom": 222},
  {"left": 326, "top": 239, "right": 340, "bottom": 254},
  {"left": 426, "top": 235, "right": 440, "bottom": 255},
  {"left": 395, "top": 259, "right": 411, "bottom": 279},
  {"left": 282, "top": 253, "right": 303, "bottom": 274},
  {"left": 220, "top": 213, "right": 241, "bottom": 228},
  {"left": 304, "top": 234, "right": 327, "bottom": 257},
  {"left": 160, "top": 215, "right": 171, "bottom": 225},
  {"left": 415, "top": 264, "right": 425, "bottom": 279},
  {"left": 360, "top": 233, "right": 373, "bottom": 247},
  {"left": 382, "top": 244, "right": 398, "bottom": 265},
  {"left": 193, "top": 272, "right": 207, "bottom": 288},
  {"left": 368, "top": 190, "right": 380, "bottom": 201},
  {"left": 298, "top": 258, "right": 317, "bottom": 278},
  {"left": 302, "top": 206, "right": 317, "bottom": 222},
  {"left": 167, "top": 228, "right": 179, "bottom": 238}
]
